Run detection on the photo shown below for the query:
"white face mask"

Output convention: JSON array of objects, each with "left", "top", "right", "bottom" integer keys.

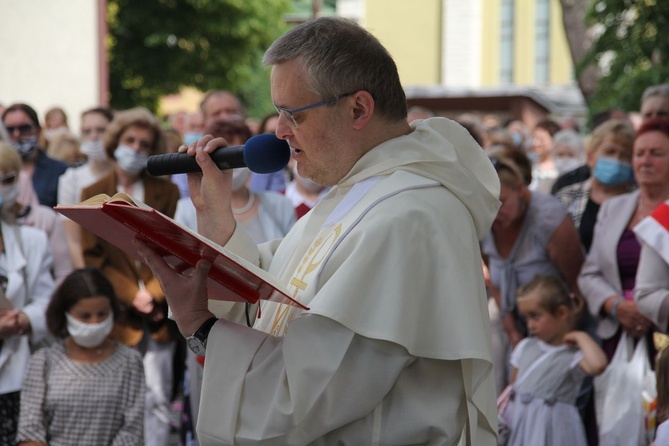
[
  {"left": 80, "top": 139, "right": 107, "bottom": 161},
  {"left": 231, "top": 168, "right": 251, "bottom": 191},
  {"left": 66, "top": 313, "right": 114, "bottom": 348},
  {"left": 554, "top": 157, "right": 582, "bottom": 175},
  {"left": 114, "top": 144, "right": 149, "bottom": 175},
  {"left": 44, "top": 126, "right": 68, "bottom": 141}
]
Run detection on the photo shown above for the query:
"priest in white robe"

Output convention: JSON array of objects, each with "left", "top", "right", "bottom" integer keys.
[{"left": 139, "top": 17, "right": 501, "bottom": 446}]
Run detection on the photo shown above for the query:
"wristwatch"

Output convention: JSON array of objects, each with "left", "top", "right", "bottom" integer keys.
[{"left": 186, "top": 317, "right": 218, "bottom": 356}]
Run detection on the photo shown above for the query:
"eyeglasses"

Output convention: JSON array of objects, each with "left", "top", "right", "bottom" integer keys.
[
  {"left": 274, "top": 92, "right": 357, "bottom": 128},
  {"left": 82, "top": 127, "right": 107, "bottom": 136},
  {"left": 4, "top": 124, "right": 35, "bottom": 136},
  {"left": 0, "top": 171, "right": 17, "bottom": 186}
]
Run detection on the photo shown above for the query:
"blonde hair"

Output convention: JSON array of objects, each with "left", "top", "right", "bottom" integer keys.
[
  {"left": 44, "top": 106, "right": 68, "bottom": 129},
  {"left": 103, "top": 107, "right": 166, "bottom": 158},
  {"left": 47, "top": 133, "right": 82, "bottom": 164},
  {"left": 0, "top": 142, "right": 23, "bottom": 222},
  {"left": 0, "top": 141, "right": 22, "bottom": 173},
  {"left": 586, "top": 119, "right": 635, "bottom": 156}
]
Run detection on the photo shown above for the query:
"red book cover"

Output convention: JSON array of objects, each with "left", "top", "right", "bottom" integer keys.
[{"left": 55, "top": 193, "right": 307, "bottom": 310}]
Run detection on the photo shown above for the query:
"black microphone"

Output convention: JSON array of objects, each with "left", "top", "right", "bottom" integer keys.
[{"left": 147, "top": 133, "right": 291, "bottom": 176}]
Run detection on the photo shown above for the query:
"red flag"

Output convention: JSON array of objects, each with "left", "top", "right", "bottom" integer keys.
[{"left": 634, "top": 200, "right": 669, "bottom": 264}]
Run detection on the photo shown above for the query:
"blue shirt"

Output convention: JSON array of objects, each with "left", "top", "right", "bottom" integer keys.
[{"left": 33, "top": 150, "right": 68, "bottom": 208}]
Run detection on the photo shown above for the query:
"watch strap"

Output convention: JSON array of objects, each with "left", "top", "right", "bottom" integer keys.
[{"left": 193, "top": 317, "right": 218, "bottom": 340}]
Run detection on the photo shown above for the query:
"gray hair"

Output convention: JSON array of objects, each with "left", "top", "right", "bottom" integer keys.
[
  {"left": 263, "top": 17, "right": 407, "bottom": 121},
  {"left": 642, "top": 83, "right": 669, "bottom": 103},
  {"left": 199, "top": 91, "right": 245, "bottom": 118},
  {"left": 552, "top": 129, "right": 584, "bottom": 158}
]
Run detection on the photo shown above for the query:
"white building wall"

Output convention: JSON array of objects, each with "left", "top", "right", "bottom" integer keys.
[
  {"left": 337, "top": 0, "right": 365, "bottom": 24},
  {"left": 0, "top": 0, "right": 100, "bottom": 133},
  {"left": 442, "top": 0, "right": 483, "bottom": 87}
]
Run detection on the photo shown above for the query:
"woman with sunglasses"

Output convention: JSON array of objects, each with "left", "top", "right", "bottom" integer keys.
[
  {"left": 0, "top": 142, "right": 56, "bottom": 444},
  {"left": 2, "top": 103, "right": 68, "bottom": 209}
]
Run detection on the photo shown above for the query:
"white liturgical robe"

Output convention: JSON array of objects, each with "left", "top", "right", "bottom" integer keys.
[{"left": 198, "top": 118, "right": 501, "bottom": 445}]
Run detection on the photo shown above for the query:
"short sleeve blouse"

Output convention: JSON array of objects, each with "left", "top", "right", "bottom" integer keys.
[{"left": 481, "top": 192, "right": 568, "bottom": 316}]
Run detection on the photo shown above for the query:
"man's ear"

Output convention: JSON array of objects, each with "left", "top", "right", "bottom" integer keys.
[{"left": 350, "top": 91, "right": 375, "bottom": 130}]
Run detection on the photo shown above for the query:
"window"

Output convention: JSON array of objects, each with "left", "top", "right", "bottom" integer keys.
[
  {"left": 500, "top": 0, "right": 515, "bottom": 84},
  {"left": 535, "top": 0, "right": 550, "bottom": 84}
]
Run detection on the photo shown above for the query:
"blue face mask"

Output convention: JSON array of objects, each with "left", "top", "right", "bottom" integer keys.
[
  {"left": 183, "top": 132, "right": 203, "bottom": 145},
  {"left": 593, "top": 157, "right": 633, "bottom": 185}
]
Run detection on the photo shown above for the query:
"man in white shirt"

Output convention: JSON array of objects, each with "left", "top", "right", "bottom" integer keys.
[{"left": 139, "top": 17, "right": 500, "bottom": 445}]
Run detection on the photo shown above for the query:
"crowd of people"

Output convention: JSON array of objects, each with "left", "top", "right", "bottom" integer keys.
[
  {"left": 0, "top": 80, "right": 336, "bottom": 445},
  {"left": 0, "top": 15, "right": 668, "bottom": 446},
  {"left": 480, "top": 86, "right": 669, "bottom": 446}
]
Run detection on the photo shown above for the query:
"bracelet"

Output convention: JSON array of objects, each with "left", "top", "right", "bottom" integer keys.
[{"left": 610, "top": 297, "right": 623, "bottom": 320}]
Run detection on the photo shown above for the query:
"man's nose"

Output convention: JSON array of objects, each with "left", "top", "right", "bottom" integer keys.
[{"left": 275, "top": 116, "right": 294, "bottom": 141}]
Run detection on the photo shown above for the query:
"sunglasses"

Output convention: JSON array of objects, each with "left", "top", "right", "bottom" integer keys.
[
  {"left": 0, "top": 172, "right": 17, "bottom": 186},
  {"left": 4, "top": 124, "right": 35, "bottom": 136},
  {"left": 490, "top": 156, "right": 524, "bottom": 183}
]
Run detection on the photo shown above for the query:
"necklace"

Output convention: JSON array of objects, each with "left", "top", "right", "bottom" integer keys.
[{"left": 232, "top": 192, "right": 255, "bottom": 215}]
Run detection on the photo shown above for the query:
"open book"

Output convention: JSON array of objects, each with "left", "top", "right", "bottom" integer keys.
[{"left": 55, "top": 192, "right": 307, "bottom": 309}]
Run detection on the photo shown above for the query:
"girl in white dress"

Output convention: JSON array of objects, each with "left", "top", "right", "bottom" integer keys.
[{"left": 508, "top": 274, "right": 607, "bottom": 446}]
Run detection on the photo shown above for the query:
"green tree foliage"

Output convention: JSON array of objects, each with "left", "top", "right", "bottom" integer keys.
[
  {"left": 581, "top": 0, "right": 669, "bottom": 113},
  {"left": 107, "top": 0, "right": 291, "bottom": 115}
]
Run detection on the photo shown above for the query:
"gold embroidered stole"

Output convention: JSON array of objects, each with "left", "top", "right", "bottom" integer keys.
[{"left": 255, "top": 172, "right": 437, "bottom": 337}]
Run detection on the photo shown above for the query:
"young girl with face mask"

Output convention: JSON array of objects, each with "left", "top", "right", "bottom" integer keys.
[{"left": 16, "top": 267, "right": 145, "bottom": 446}]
